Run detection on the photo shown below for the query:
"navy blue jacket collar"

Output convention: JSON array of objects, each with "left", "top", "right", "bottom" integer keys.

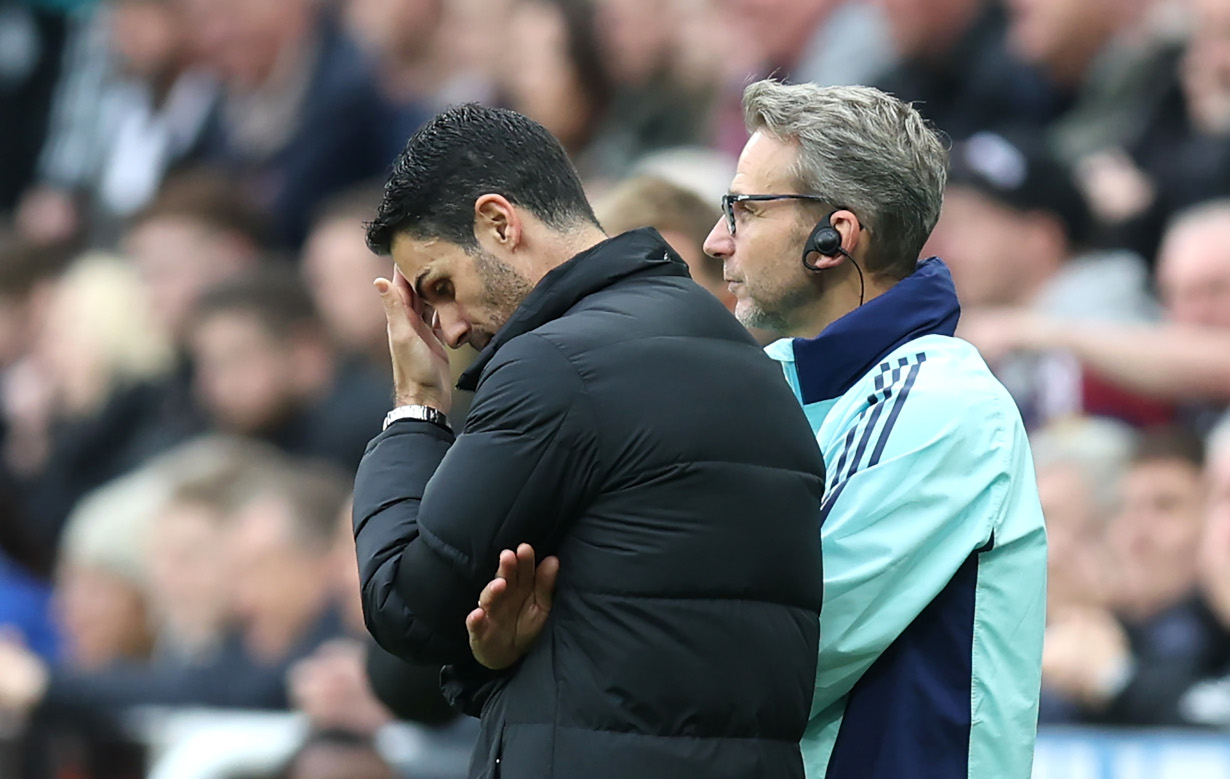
[{"left": 792, "top": 257, "right": 961, "bottom": 404}]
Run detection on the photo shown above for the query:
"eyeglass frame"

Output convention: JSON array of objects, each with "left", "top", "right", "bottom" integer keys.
[{"left": 720, "top": 193, "right": 833, "bottom": 237}]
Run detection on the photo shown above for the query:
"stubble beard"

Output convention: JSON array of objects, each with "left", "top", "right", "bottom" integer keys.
[{"left": 472, "top": 249, "right": 536, "bottom": 340}]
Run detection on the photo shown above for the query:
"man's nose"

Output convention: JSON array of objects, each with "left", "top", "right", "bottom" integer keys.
[
  {"left": 703, "top": 218, "right": 733, "bottom": 260},
  {"left": 436, "top": 309, "right": 471, "bottom": 349}
]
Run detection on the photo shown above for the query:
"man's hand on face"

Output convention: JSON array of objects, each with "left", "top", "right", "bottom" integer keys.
[
  {"left": 466, "top": 544, "right": 559, "bottom": 670},
  {"left": 374, "top": 268, "right": 453, "bottom": 413}
]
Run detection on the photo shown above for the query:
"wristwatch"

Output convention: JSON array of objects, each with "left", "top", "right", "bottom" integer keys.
[{"left": 383, "top": 404, "right": 450, "bottom": 432}]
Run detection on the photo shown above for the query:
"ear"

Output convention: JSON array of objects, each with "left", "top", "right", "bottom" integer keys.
[
  {"left": 474, "top": 194, "right": 522, "bottom": 252},
  {"left": 829, "top": 208, "right": 864, "bottom": 255},
  {"left": 804, "top": 208, "right": 865, "bottom": 271}
]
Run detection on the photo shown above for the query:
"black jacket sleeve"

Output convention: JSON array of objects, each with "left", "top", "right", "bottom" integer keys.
[
  {"left": 364, "top": 639, "right": 456, "bottom": 725},
  {"left": 353, "top": 334, "right": 602, "bottom": 667}
]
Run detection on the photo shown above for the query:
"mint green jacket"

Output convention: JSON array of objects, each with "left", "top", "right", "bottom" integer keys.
[{"left": 768, "top": 259, "right": 1047, "bottom": 779}]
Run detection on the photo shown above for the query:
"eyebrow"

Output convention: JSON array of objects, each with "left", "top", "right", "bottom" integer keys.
[{"left": 413, "top": 268, "right": 432, "bottom": 299}]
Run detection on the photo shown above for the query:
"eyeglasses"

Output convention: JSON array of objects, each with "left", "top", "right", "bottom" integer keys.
[{"left": 720, "top": 193, "right": 829, "bottom": 236}]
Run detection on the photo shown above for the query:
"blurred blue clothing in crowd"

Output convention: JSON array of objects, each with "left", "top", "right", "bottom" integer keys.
[{"left": 0, "top": 550, "right": 59, "bottom": 662}]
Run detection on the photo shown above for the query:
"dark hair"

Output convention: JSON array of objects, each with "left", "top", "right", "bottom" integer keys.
[
  {"left": 1130, "top": 425, "right": 1205, "bottom": 470},
  {"left": 366, "top": 103, "right": 600, "bottom": 254},
  {"left": 131, "top": 167, "right": 269, "bottom": 248},
  {"left": 191, "top": 268, "right": 320, "bottom": 341}
]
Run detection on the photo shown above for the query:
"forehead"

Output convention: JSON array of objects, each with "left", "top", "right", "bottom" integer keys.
[
  {"left": 730, "top": 131, "right": 803, "bottom": 194},
  {"left": 389, "top": 232, "right": 469, "bottom": 277},
  {"left": 1159, "top": 222, "right": 1230, "bottom": 285}
]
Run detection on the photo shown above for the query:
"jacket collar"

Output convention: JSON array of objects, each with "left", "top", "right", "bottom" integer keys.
[
  {"left": 790, "top": 257, "right": 961, "bottom": 404},
  {"left": 458, "top": 227, "right": 687, "bottom": 391}
]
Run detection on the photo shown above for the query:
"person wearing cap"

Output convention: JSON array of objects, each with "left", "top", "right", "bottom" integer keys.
[
  {"left": 931, "top": 129, "right": 1154, "bottom": 320},
  {"left": 700, "top": 80, "right": 1047, "bottom": 779},
  {"left": 929, "top": 130, "right": 1166, "bottom": 430}
]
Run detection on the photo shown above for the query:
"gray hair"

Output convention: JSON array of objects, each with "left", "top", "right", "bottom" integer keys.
[
  {"left": 1030, "top": 416, "right": 1139, "bottom": 518},
  {"left": 742, "top": 80, "right": 948, "bottom": 278}
]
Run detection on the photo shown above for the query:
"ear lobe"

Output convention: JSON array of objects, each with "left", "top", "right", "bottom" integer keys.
[{"left": 802, "top": 250, "right": 846, "bottom": 272}]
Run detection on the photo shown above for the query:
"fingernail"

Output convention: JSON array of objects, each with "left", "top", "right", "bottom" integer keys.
[{"left": 374, "top": 278, "right": 389, "bottom": 294}]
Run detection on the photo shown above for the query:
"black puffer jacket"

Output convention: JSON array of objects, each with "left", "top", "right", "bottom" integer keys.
[{"left": 354, "top": 228, "right": 825, "bottom": 779}]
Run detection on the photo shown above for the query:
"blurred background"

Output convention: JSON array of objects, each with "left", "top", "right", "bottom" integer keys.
[{"left": 1, "top": 0, "right": 1230, "bottom": 776}]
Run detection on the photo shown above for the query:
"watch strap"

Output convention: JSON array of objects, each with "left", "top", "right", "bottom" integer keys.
[{"left": 383, "top": 404, "right": 450, "bottom": 432}]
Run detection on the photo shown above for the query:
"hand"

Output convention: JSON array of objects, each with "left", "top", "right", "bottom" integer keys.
[
  {"left": 374, "top": 268, "right": 453, "bottom": 413},
  {"left": 466, "top": 544, "right": 559, "bottom": 670},
  {"left": 958, "top": 309, "right": 1058, "bottom": 364},
  {"left": 1074, "top": 149, "right": 1156, "bottom": 224},
  {"left": 1042, "top": 607, "right": 1131, "bottom": 707},
  {"left": 0, "top": 637, "right": 49, "bottom": 715},
  {"left": 287, "top": 639, "right": 393, "bottom": 735}
]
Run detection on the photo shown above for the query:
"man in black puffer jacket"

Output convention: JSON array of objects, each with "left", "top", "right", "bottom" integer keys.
[{"left": 353, "top": 103, "right": 825, "bottom": 779}]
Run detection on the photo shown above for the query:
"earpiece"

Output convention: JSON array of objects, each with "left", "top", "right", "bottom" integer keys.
[
  {"left": 802, "top": 209, "right": 867, "bottom": 307},
  {"left": 802, "top": 212, "right": 844, "bottom": 272}
]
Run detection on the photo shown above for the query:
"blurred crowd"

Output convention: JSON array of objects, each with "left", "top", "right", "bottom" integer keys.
[{"left": 1, "top": 0, "right": 1230, "bottom": 775}]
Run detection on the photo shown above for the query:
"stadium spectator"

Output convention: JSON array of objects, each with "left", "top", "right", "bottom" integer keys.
[
  {"left": 871, "top": 0, "right": 1061, "bottom": 141},
  {"left": 930, "top": 130, "right": 1165, "bottom": 429},
  {"left": 0, "top": 456, "right": 351, "bottom": 718},
  {"left": 1029, "top": 417, "right": 1137, "bottom": 615},
  {"left": 186, "top": 270, "right": 388, "bottom": 471},
  {"left": 962, "top": 199, "right": 1230, "bottom": 432},
  {"left": 701, "top": 80, "right": 1046, "bottom": 778},
  {"left": 16, "top": 0, "right": 219, "bottom": 247},
  {"left": 289, "top": 497, "right": 454, "bottom": 737},
  {"left": 595, "top": 174, "right": 733, "bottom": 308},
  {"left": 354, "top": 103, "right": 826, "bottom": 778},
  {"left": 300, "top": 187, "right": 394, "bottom": 375},
  {"left": 17, "top": 254, "right": 174, "bottom": 562},
  {"left": 125, "top": 169, "right": 267, "bottom": 344},
  {"left": 1041, "top": 426, "right": 1230, "bottom": 726},
  {"left": 0, "top": 2, "right": 67, "bottom": 212},
  {"left": 178, "top": 0, "right": 395, "bottom": 248},
  {"left": 340, "top": 0, "right": 443, "bottom": 162},
  {"left": 1173, "top": 413, "right": 1230, "bottom": 726},
  {"left": 1005, "top": 0, "right": 1208, "bottom": 259}
]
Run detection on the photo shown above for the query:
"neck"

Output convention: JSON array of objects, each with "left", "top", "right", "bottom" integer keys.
[
  {"left": 787, "top": 263, "right": 896, "bottom": 340},
  {"left": 531, "top": 225, "right": 609, "bottom": 284}
]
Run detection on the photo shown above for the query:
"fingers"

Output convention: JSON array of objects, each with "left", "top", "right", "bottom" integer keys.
[
  {"left": 515, "top": 544, "right": 536, "bottom": 591},
  {"left": 375, "top": 276, "right": 449, "bottom": 359},
  {"left": 535, "top": 555, "right": 560, "bottom": 612},
  {"left": 393, "top": 267, "right": 425, "bottom": 322},
  {"left": 466, "top": 607, "right": 489, "bottom": 640},
  {"left": 496, "top": 548, "right": 519, "bottom": 588},
  {"left": 477, "top": 576, "right": 507, "bottom": 612},
  {"left": 374, "top": 277, "right": 408, "bottom": 334}
]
